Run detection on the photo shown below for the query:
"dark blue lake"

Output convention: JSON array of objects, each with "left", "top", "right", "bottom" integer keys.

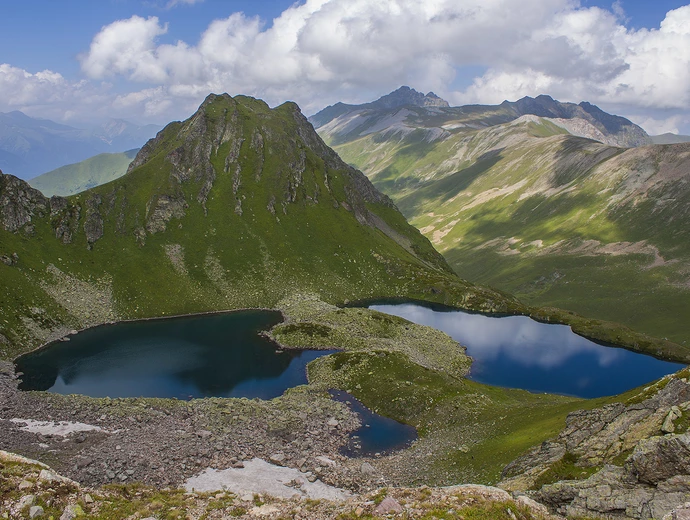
[
  {"left": 16, "top": 311, "right": 335, "bottom": 400},
  {"left": 331, "top": 390, "right": 417, "bottom": 456},
  {"left": 369, "top": 303, "right": 686, "bottom": 398}
]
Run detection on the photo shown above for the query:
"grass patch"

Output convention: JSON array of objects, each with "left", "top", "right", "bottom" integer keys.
[{"left": 530, "top": 453, "right": 599, "bottom": 489}]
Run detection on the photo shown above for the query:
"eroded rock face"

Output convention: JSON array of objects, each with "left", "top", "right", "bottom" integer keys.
[
  {"left": 83, "top": 194, "right": 103, "bottom": 246},
  {"left": 0, "top": 171, "right": 49, "bottom": 233},
  {"left": 631, "top": 434, "right": 690, "bottom": 485},
  {"left": 502, "top": 375, "right": 690, "bottom": 519}
]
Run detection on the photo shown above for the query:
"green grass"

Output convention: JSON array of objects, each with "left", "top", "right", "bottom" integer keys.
[
  {"left": 29, "top": 149, "right": 138, "bottom": 197},
  {"left": 530, "top": 452, "right": 599, "bottom": 490},
  {"left": 4, "top": 93, "right": 519, "bottom": 359},
  {"left": 308, "top": 349, "right": 606, "bottom": 484},
  {"left": 326, "top": 113, "right": 690, "bottom": 353}
]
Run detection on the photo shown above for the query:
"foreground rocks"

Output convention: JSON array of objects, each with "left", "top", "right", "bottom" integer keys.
[
  {"left": 0, "top": 450, "right": 560, "bottom": 519},
  {"left": 501, "top": 371, "right": 690, "bottom": 519},
  {"left": 0, "top": 361, "right": 379, "bottom": 492}
]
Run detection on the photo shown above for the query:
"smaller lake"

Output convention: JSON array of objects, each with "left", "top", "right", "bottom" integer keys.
[
  {"left": 16, "top": 311, "right": 335, "bottom": 400},
  {"left": 330, "top": 390, "right": 417, "bottom": 456},
  {"left": 369, "top": 303, "right": 685, "bottom": 398}
]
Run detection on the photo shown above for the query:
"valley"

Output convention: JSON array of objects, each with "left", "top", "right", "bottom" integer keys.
[
  {"left": 313, "top": 88, "right": 690, "bottom": 349},
  {"left": 1, "top": 91, "right": 689, "bottom": 519}
]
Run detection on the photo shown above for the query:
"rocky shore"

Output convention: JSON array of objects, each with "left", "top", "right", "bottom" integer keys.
[{"left": 0, "top": 360, "right": 385, "bottom": 493}]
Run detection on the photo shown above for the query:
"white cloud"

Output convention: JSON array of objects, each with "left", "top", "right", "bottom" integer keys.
[
  {"left": 80, "top": 16, "right": 170, "bottom": 82},
  {"left": 456, "top": 5, "right": 690, "bottom": 111},
  {"left": 631, "top": 115, "right": 685, "bottom": 136},
  {"left": 3, "top": 0, "right": 690, "bottom": 131},
  {"left": 0, "top": 64, "right": 112, "bottom": 121}
]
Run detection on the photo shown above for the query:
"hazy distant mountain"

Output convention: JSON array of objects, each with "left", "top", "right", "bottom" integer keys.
[
  {"left": 94, "top": 119, "right": 161, "bottom": 150},
  {"left": 29, "top": 149, "right": 139, "bottom": 197},
  {"left": 651, "top": 132, "right": 690, "bottom": 145},
  {"left": 311, "top": 90, "right": 650, "bottom": 148},
  {"left": 0, "top": 111, "right": 160, "bottom": 180},
  {"left": 310, "top": 86, "right": 449, "bottom": 128}
]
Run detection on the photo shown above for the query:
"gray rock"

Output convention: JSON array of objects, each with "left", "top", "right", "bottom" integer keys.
[
  {"left": 316, "top": 456, "right": 336, "bottom": 468},
  {"left": 60, "top": 504, "right": 83, "bottom": 520},
  {"left": 83, "top": 194, "right": 103, "bottom": 245},
  {"left": 374, "top": 497, "right": 403, "bottom": 514},
  {"left": 18, "top": 495, "right": 35, "bottom": 509},
  {"left": 631, "top": 434, "right": 690, "bottom": 485},
  {"left": 0, "top": 174, "right": 48, "bottom": 233},
  {"left": 269, "top": 453, "right": 286, "bottom": 464},
  {"left": 663, "top": 502, "right": 690, "bottom": 519},
  {"left": 29, "top": 506, "right": 44, "bottom": 519},
  {"left": 360, "top": 462, "right": 376, "bottom": 475},
  {"left": 663, "top": 407, "right": 683, "bottom": 434},
  {"left": 18, "top": 480, "right": 33, "bottom": 490}
]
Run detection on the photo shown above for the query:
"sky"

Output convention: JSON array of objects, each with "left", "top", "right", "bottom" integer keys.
[{"left": 1, "top": 0, "right": 690, "bottom": 134}]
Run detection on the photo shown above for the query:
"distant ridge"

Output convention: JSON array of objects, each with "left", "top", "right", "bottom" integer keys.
[
  {"left": 310, "top": 86, "right": 449, "bottom": 128},
  {"left": 0, "top": 112, "right": 160, "bottom": 179},
  {"left": 501, "top": 95, "right": 651, "bottom": 148},
  {"left": 311, "top": 88, "right": 650, "bottom": 148},
  {"left": 29, "top": 149, "right": 139, "bottom": 197},
  {"left": 651, "top": 132, "right": 690, "bottom": 145}
]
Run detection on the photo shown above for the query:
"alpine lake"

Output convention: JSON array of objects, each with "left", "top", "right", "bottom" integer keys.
[{"left": 15, "top": 304, "right": 685, "bottom": 456}]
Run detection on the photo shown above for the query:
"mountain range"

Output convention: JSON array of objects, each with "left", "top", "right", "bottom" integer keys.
[
  {"left": 312, "top": 87, "right": 690, "bottom": 347},
  {"left": 311, "top": 87, "right": 652, "bottom": 148},
  {"left": 0, "top": 111, "right": 160, "bottom": 179}
]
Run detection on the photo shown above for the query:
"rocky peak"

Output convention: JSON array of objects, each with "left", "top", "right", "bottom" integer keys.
[
  {"left": 126, "top": 93, "right": 398, "bottom": 240},
  {"left": 0, "top": 170, "right": 49, "bottom": 233},
  {"left": 504, "top": 95, "right": 651, "bottom": 147},
  {"left": 370, "top": 86, "right": 450, "bottom": 110}
]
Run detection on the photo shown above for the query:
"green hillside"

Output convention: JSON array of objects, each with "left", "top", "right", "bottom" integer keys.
[
  {"left": 319, "top": 108, "right": 690, "bottom": 349},
  {"left": 0, "top": 93, "right": 523, "bottom": 360},
  {"left": 29, "top": 149, "right": 138, "bottom": 197}
]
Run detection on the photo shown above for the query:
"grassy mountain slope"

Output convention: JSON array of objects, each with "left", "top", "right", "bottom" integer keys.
[
  {"left": 29, "top": 149, "right": 138, "bottom": 197},
  {"left": 0, "top": 93, "right": 521, "bottom": 360},
  {"left": 321, "top": 112, "right": 690, "bottom": 348}
]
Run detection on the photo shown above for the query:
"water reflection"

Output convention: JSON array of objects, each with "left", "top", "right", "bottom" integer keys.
[{"left": 370, "top": 304, "right": 684, "bottom": 398}]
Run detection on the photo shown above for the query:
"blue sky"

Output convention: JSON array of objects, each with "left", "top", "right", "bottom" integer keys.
[{"left": 1, "top": 0, "right": 690, "bottom": 133}]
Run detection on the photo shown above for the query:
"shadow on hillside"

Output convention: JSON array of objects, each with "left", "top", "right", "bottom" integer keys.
[
  {"left": 549, "top": 136, "right": 617, "bottom": 188},
  {"left": 396, "top": 149, "right": 504, "bottom": 216}
]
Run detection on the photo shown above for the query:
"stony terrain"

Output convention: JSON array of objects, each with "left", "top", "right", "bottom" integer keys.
[
  {"left": 1, "top": 450, "right": 562, "bottom": 520},
  {"left": 500, "top": 368, "right": 690, "bottom": 519}
]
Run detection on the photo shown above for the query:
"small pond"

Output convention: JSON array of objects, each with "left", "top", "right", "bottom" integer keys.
[
  {"left": 330, "top": 390, "right": 417, "bottom": 456},
  {"left": 369, "top": 303, "right": 686, "bottom": 398},
  {"left": 16, "top": 311, "right": 336, "bottom": 400}
]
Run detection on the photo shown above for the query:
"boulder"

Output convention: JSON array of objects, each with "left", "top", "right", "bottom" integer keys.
[
  {"left": 374, "top": 497, "right": 403, "bottom": 515},
  {"left": 631, "top": 434, "right": 690, "bottom": 485}
]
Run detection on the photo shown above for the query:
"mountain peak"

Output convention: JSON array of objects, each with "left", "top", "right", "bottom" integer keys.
[
  {"left": 370, "top": 86, "right": 450, "bottom": 110},
  {"left": 504, "top": 95, "right": 650, "bottom": 147}
]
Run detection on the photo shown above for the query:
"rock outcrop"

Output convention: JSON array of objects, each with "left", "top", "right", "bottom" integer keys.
[{"left": 501, "top": 371, "right": 690, "bottom": 519}]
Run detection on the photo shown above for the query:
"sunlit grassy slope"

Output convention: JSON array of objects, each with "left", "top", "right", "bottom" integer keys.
[
  {"left": 29, "top": 149, "right": 138, "bottom": 197},
  {"left": 0, "top": 94, "right": 523, "bottom": 359},
  {"left": 323, "top": 112, "right": 690, "bottom": 347}
]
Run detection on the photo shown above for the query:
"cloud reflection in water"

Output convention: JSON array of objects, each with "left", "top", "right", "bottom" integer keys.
[{"left": 370, "top": 304, "right": 683, "bottom": 398}]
